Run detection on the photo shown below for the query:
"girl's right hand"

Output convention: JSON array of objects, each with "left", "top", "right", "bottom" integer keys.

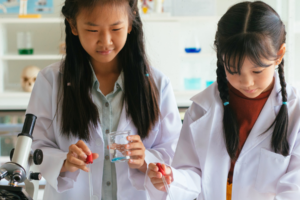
[
  {"left": 60, "top": 140, "right": 99, "bottom": 173},
  {"left": 147, "top": 163, "right": 173, "bottom": 192}
]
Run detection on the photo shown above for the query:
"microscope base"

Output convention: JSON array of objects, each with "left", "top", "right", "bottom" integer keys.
[{"left": 0, "top": 185, "right": 33, "bottom": 200}]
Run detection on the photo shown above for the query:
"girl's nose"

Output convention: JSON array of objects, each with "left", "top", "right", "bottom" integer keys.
[
  {"left": 98, "top": 31, "right": 112, "bottom": 46},
  {"left": 239, "top": 75, "right": 254, "bottom": 87}
]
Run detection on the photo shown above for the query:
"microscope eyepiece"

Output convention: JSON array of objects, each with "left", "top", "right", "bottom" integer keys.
[{"left": 19, "top": 114, "right": 37, "bottom": 138}]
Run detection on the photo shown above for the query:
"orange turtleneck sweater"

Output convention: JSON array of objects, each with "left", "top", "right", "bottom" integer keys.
[{"left": 227, "top": 82, "right": 273, "bottom": 183}]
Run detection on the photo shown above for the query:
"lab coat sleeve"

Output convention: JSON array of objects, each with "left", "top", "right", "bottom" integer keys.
[
  {"left": 145, "top": 108, "right": 202, "bottom": 200},
  {"left": 274, "top": 130, "right": 300, "bottom": 199},
  {"left": 26, "top": 72, "right": 80, "bottom": 193},
  {"left": 128, "top": 80, "right": 182, "bottom": 191}
]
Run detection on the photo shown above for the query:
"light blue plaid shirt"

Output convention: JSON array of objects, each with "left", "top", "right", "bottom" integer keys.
[{"left": 90, "top": 65, "right": 124, "bottom": 200}]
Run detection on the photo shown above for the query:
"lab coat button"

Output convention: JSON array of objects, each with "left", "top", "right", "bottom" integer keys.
[
  {"left": 106, "top": 129, "right": 109, "bottom": 134},
  {"left": 105, "top": 102, "right": 109, "bottom": 107},
  {"left": 106, "top": 181, "right": 111, "bottom": 186},
  {"left": 105, "top": 155, "right": 109, "bottom": 160}
]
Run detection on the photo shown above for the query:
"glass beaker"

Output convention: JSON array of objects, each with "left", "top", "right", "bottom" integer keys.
[
  {"left": 17, "top": 32, "right": 26, "bottom": 55},
  {"left": 17, "top": 32, "right": 34, "bottom": 55},
  {"left": 107, "top": 130, "right": 131, "bottom": 163},
  {"left": 182, "top": 61, "right": 201, "bottom": 90},
  {"left": 25, "top": 32, "right": 34, "bottom": 55},
  {"left": 184, "top": 32, "right": 201, "bottom": 53}
]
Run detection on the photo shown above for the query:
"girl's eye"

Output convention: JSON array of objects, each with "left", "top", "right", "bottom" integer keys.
[
  {"left": 253, "top": 71, "right": 263, "bottom": 74},
  {"left": 112, "top": 28, "right": 122, "bottom": 31},
  {"left": 87, "top": 30, "right": 98, "bottom": 32},
  {"left": 229, "top": 72, "right": 238, "bottom": 75}
]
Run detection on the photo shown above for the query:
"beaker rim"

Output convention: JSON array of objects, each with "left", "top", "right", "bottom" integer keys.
[{"left": 108, "top": 130, "right": 131, "bottom": 136}]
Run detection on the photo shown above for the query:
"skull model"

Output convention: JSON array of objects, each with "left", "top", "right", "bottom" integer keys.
[{"left": 21, "top": 65, "right": 40, "bottom": 92}]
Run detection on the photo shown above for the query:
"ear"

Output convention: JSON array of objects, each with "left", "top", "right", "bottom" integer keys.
[
  {"left": 128, "top": 24, "right": 132, "bottom": 34},
  {"left": 67, "top": 18, "right": 79, "bottom": 36},
  {"left": 276, "top": 43, "right": 286, "bottom": 65}
]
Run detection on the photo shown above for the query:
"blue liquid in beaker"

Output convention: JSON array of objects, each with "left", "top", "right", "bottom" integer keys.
[
  {"left": 185, "top": 48, "right": 201, "bottom": 53},
  {"left": 111, "top": 156, "right": 130, "bottom": 162},
  {"left": 206, "top": 81, "right": 214, "bottom": 88},
  {"left": 184, "top": 78, "right": 201, "bottom": 90}
]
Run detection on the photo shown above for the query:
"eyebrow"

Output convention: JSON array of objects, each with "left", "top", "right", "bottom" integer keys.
[
  {"left": 110, "top": 21, "right": 124, "bottom": 26},
  {"left": 85, "top": 22, "right": 99, "bottom": 26},
  {"left": 84, "top": 21, "right": 124, "bottom": 26}
]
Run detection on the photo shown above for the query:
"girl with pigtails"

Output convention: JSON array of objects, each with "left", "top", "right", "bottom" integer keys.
[
  {"left": 147, "top": 1, "right": 300, "bottom": 200},
  {"left": 26, "top": 0, "right": 182, "bottom": 199}
]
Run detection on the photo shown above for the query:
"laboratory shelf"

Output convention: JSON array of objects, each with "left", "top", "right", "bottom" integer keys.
[
  {"left": 0, "top": 18, "right": 64, "bottom": 24},
  {"left": 0, "top": 89, "right": 198, "bottom": 110},
  {"left": 181, "top": 53, "right": 216, "bottom": 59},
  {"left": 0, "top": 91, "right": 31, "bottom": 110},
  {"left": 0, "top": 16, "right": 220, "bottom": 24},
  {"left": 0, "top": 124, "right": 23, "bottom": 132},
  {"left": 1, "top": 54, "right": 64, "bottom": 60},
  {"left": 174, "top": 90, "right": 201, "bottom": 107}
]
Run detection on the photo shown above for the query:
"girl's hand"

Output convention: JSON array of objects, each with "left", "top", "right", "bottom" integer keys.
[
  {"left": 147, "top": 163, "right": 173, "bottom": 192},
  {"left": 125, "top": 135, "right": 147, "bottom": 172},
  {"left": 61, "top": 140, "right": 99, "bottom": 173}
]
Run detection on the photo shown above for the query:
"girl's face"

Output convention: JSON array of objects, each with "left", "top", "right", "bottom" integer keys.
[
  {"left": 70, "top": 3, "right": 132, "bottom": 65},
  {"left": 225, "top": 57, "right": 277, "bottom": 98}
]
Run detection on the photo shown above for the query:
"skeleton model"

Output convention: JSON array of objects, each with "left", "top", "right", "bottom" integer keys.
[
  {"left": 19, "top": 0, "right": 27, "bottom": 15},
  {"left": 21, "top": 66, "right": 40, "bottom": 92}
]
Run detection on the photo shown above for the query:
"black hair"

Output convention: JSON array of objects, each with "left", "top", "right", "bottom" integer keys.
[
  {"left": 59, "top": 0, "right": 160, "bottom": 141},
  {"left": 214, "top": 1, "right": 288, "bottom": 159}
]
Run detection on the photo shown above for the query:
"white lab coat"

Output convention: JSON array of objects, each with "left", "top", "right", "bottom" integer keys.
[
  {"left": 26, "top": 61, "right": 182, "bottom": 200},
  {"left": 145, "top": 71, "right": 300, "bottom": 200}
]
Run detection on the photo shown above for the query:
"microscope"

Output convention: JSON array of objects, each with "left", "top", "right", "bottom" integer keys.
[{"left": 0, "top": 114, "right": 43, "bottom": 200}]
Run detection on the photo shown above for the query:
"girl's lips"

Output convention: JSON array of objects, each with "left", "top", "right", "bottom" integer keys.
[
  {"left": 243, "top": 89, "right": 257, "bottom": 93},
  {"left": 97, "top": 50, "right": 113, "bottom": 55}
]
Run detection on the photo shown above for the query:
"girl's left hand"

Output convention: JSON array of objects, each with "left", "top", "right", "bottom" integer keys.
[{"left": 126, "top": 135, "right": 147, "bottom": 173}]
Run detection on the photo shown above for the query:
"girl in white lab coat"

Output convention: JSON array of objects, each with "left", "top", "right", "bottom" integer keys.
[
  {"left": 26, "top": 0, "right": 182, "bottom": 200},
  {"left": 147, "top": 1, "right": 300, "bottom": 200}
]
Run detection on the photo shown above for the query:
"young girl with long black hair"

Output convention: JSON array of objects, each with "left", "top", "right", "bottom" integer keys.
[
  {"left": 147, "top": 1, "right": 300, "bottom": 200},
  {"left": 26, "top": 0, "right": 181, "bottom": 199}
]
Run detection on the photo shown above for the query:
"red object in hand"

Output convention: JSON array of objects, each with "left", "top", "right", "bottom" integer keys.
[
  {"left": 85, "top": 154, "right": 93, "bottom": 164},
  {"left": 156, "top": 163, "right": 165, "bottom": 176}
]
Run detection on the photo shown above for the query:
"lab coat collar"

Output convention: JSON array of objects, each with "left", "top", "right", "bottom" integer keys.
[
  {"left": 189, "top": 71, "right": 295, "bottom": 160},
  {"left": 89, "top": 61, "right": 124, "bottom": 93},
  {"left": 190, "top": 71, "right": 296, "bottom": 108}
]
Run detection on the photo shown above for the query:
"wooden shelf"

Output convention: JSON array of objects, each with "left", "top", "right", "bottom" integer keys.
[{"left": 1, "top": 54, "right": 64, "bottom": 60}]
